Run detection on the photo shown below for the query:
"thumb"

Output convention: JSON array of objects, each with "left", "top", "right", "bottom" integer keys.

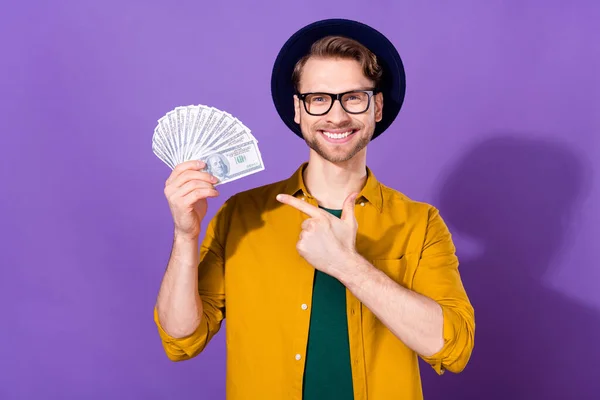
[{"left": 341, "top": 192, "right": 359, "bottom": 223}]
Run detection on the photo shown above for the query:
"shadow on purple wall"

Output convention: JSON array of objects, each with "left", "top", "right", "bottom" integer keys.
[{"left": 419, "top": 135, "right": 598, "bottom": 399}]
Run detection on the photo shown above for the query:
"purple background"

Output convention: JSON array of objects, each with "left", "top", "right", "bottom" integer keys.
[{"left": 2, "top": 1, "right": 598, "bottom": 399}]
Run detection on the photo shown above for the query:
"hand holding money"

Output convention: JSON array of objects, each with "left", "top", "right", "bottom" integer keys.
[
  {"left": 164, "top": 160, "right": 219, "bottom": 240},
  {"left": 276, "top": 192, "right": 361, "bottom": 279},
  {"left": 152, "top": 104, "right": 265, "bottom": 185}
]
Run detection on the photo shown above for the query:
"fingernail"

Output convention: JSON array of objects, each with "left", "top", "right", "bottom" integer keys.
[
  {"left": 197, "top": 160, "right": 205, "bottom": 168},
  {"left": 276, "top": 194, "right": 282, "bottom": 201},
  {"left": 212, "top": 176, "right": 219, "bottom": 183}
]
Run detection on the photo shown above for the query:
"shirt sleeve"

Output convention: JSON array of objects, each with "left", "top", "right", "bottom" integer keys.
[
  {"left": 154, "top": 196, "right": 236, "bottom": 361},
  {"left": 412, "top": 206, "right": 475, "bottom": 374}
]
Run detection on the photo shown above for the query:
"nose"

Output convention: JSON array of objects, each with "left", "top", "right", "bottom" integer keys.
[{"left": 326, "top": 100, "right": 352, "bottom": 125}]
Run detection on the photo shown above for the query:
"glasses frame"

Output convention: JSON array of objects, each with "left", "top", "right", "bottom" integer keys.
[{"left": 296, "top": 88, "right": 380, "bottom": 116}]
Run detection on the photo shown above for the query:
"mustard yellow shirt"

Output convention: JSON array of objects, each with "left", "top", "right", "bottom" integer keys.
[{"left": 154, "top": 162, "right": 475, "bottom": 399}]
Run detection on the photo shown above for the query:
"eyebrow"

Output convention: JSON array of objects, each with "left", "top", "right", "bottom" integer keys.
[{"left": 298, "top": 87, "right": 376, "bottom": 94}]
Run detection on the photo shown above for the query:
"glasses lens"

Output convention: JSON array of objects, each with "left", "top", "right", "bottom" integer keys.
[
  {"left": 304, "top": 93, "right": 332, "bottom": 115},
  {"left": 341, "top": 91, "right": 370, "bottom": 113}
]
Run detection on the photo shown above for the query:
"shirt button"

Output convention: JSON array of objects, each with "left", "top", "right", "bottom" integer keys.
[
  {"left": 351, "top": 309, "right": 355, "bottom": 315},
  {"left": 295, "top": 354, "right": 302, "bottom": 360},
  {"left": 301, "top": 304, "right": 308, "bottom": 310},
  {"left": 301, "top": 197, "right": 306, "bottom": 201},
  {"left": 360, "top": 202, "right": 365, "bottom": 207}
]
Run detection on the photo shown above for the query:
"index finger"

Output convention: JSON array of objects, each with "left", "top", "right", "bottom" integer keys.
[
  {"left": 167, "top": 160, "right": 205, "bottom": 185},
  {"left": 276, "top": 194, "right": 326, "bottom": 218}
]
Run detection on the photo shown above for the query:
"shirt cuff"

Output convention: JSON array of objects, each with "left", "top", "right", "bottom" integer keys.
[{"left": 153, "top": 306, "right": 209, "bottom": 360}]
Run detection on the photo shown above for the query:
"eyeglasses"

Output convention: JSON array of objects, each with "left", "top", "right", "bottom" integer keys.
[{"left": 296, "top": 89, "right": 379, "bottom": 116}]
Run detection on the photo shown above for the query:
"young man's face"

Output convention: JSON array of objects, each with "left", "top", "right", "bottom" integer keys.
[{"left": 294, "top": 57, "right": 383, "bottom": 163}]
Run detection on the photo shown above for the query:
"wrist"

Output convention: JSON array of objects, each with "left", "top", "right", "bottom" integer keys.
[
  {"left": 338, "top": 251, "right": 372, "bottom": 290},
  {"left": 173, "top": 230, "right": 199, "bottom": 245},
  {"left": 170, "top": 231, "right": 201, "bottom": 268}
]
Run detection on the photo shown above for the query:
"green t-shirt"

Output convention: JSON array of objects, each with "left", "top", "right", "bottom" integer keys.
[{"left": 302, "top": 207, "right": 354, "bottom": 399}]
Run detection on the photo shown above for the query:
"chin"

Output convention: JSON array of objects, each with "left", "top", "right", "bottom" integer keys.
[{"left": 308, "top": 132, "right": 370, "bottom": 163}]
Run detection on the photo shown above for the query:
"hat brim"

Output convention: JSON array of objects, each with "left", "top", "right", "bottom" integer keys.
[{"left": 271, "top": 18, "right": 406, "bottom": 141}]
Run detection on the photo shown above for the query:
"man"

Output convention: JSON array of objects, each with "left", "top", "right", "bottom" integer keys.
[{"left": 154, "top": 18, "right": 475, "bottom": 399}]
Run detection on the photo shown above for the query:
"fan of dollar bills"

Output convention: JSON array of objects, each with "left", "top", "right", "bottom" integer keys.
[{"left": 152, "top": 104, "right": 265, "bottom": 185}]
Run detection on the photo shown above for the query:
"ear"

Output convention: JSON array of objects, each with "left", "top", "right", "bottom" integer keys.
[
  {"left": 294, "top": 95, "right": 301, "bottom": 124},
  {"left": 374, "top": 92, "right": 384, "bottom": 122}
]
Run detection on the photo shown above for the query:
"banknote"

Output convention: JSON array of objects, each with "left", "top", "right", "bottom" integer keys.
[
  {"left": 203, "top": 120, "right": 254, "bottom": 154},
  {"left": 152, "top": 139, "right": 175, "bottom": 169},
  {"left": 151, "top": 104, "right": 264, "bottom": 184},
  {"left": 185, "top": 105, "right": 208, "bottom": 162},
  {"left": 154, "top": 122, "right": 176, "bottom": 164},
  {"left": 199, "top": 109, "right": 235, "bottom": 151},
  {"left": 197, "top": 140, "right": 265, "bottom": 185}
]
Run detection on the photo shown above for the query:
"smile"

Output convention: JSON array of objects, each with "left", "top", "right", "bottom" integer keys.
[{"left": 321, "top": 130, "right": 355, "bottom": 139}]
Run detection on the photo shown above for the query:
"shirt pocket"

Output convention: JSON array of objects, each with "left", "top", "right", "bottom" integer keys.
[{"left": 371, "top": 257, "right": 413, "bottom": 290}]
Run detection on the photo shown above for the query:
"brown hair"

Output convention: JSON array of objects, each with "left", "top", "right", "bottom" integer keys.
[{"left": 291, "top": 35, "right": 383, "bottom": 92}]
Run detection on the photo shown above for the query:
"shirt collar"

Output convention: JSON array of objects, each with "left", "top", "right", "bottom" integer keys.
[{"left": 282, "top": 162, "right": 383, "bottom": 212}]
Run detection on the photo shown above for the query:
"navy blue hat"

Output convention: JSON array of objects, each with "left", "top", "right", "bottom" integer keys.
[{"left": 271, "top": 18, "right": 406, "bottom": 140}]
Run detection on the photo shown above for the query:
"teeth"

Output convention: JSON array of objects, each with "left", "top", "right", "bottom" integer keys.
[{"left": 323, "top": 131, "right": 353, "bottom": 139}]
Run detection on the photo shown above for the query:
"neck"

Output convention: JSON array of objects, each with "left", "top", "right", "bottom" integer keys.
[{"left": 303, "top": 149, "right": 368, "bottom": 209}]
